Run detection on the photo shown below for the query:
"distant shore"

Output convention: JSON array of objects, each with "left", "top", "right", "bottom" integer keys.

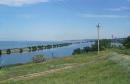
[{"left": 0, "top": 43, "right": 72, "bottom": 56}]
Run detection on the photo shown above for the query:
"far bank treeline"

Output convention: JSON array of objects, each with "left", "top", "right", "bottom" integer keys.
[
  {"left": 72, "top": 37, "right": 127, "bottom": 55},
  {"left": 0, "top": 43, "right": 72, "bottom": 55}
]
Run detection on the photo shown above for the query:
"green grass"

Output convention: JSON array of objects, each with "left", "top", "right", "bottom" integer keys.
[
  {"left": 113, "top": 48, "right": 130, "bottom": 55},
  {"left": 15, "top": 61, "right": 130, "bottom": 84},
  {"left": 0, "top": 51, "right": 99, "bottom": 81},
  {"left": 1, "top": 50, "right": 130, "bottom": 84}
]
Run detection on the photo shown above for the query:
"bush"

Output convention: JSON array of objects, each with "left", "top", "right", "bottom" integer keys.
[
  {"left": 32, "top": 54, "right": 46, "bottom": 63},
  {"left": 123, "top": 36, "right": 130, "bottom": 49},
  {"left": 72, "top": 48, "right": 82, "bottom": 55},
  {"left": 45, "top": 45, "right": 52, "bottom": 49},
  {"left": 28, "top": 47, "right": 32, "bottom": 52},
  {"left": 37, "top": 45, "right": 44, "bottom": 50},
  {"left": 32, "top": 46, "right": 37, "bottom": 51},
  {"left": 72, "top": 39, "right": 111, "bottom": 55},
  {"left": 6, "top": 49, "right": 11, "bottom": 54},
  {"left": 0, "top": 50, "right": 1, "bottom": 54},
  {"left": 117, "top": 49, "right": 130, "bottom": 55},
  {"left": 91, "top": 39, "right": 111, "bottom": 51},
  {"left": 19, "top": 48, "right": 23, "bottom": 53},
  {"left": 83, "top": 47, "right": 92, "bottom": 53}
]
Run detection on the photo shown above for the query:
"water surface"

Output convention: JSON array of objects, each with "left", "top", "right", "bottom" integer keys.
[{"left": 0, "top": 41, "right": 93, "bottom": 66}]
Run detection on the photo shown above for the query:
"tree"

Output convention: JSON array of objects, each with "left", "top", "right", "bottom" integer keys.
[
  {"left": 53, "top": 45, "right": 57, "bottom": 48},
  {"left": 45, "top": 45, "right": 52, "bottom": 49},
  {"left": 6, "top": 49, "right": 11, "bottom": 54},
  {"left": 72, "top": 39, "right": 111, "bottom": 55},
  {"left": 37, "top": 45, "right": 44, "bottom": 50},
  {"left": 32, "top": 54, "right": 46, "bottom": 63},
  {"left": 28, "top": 47, "right": 32, "bottom": 52},
  {"left": 123, "top": 36, "right": 130, "bottom": 49},
  {"left": 0, "top": 50, "right": 2, "bottom": 55},
  {"left": 32, "top": 46, "right": 37, "bottom": 51},
  {"left": 72, "top": 48, "right": 82, "bottom": 55},
  {"left": 91, "top": 39, "right": 111, "bottom": 51},
  {"left": 83, "top": 47, "right": 91, "bottom": 53},
  {"left": 19, "top": 48, "right": 23, "bottom": 53}
]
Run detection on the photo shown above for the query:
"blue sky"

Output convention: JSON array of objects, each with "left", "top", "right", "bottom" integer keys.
[{"left": 0, "top": 0, "right": 129, "bottom": 41}]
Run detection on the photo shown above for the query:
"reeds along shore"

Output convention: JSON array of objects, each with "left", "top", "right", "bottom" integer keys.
[{"left": 0, "top": 43, "right": 72, "bottom": 55}]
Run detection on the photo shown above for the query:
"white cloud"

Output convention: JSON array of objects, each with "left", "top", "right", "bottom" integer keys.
[
  {"left": 0, "top": 0, "right": 49, "bottom": 6},
  {"left": 81, "top": 14, "right": 127, "bottom": 18},
  {"left": 107, "top": 6, "right": 130, "bottom": 11}
]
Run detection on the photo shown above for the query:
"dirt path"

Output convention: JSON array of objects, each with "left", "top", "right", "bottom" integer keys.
[
  {"left": 0, "top": 64, "right": 75, "bottom": 84},
  {"left": 10, "top": 65, "right": 73, "bottom": 81},
  {"left": 1, "top": 63, "right": 83, "bottom": 83},
  {"left": 122, "top": 55, "right": 130, "bottom": 60},
  {"left": 0, "top": 56, "right": 106, "bottom": 83}
]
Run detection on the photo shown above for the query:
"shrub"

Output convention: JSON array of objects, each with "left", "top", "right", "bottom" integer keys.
[
  {"left": 123, "top": 36, "right": 130, "bottom": 49},
  {"left": 82, "top": 47, "right": 92, "bottom": 53},
  {"left": 32, "top": 54, "right": 46, "bottom": 63},
  {"left": 37, "top": 45, "right": 44, "bottom": 50},
  {"left": 46, "top": 45, "right": 52, "bottom": 49},
  {"left": 91, "top": 39, "right": 111, "bottom": 51},
  {"left": 0, "top": 50, "right": 2, "bottom": 55},
  {"left": 72, "top": 48, "right": 82, "bottom": 55},
  {"left": 28, "top": 47, "right": 32, "bottom": 52},
  {"left": 32, "top": 46, "right": 37, "bottom": 51},
  {"left": 19, "top": 48, "right": 23, "bottom": 53},
  {"left": 6, "top": 49, "right": 11, "bottom": 54},
  {"left": 72, "top": 39, "right": 111, "bottom": 55},
  {"left": 118, "top": 49, "right": 130, "bottom": 55}
]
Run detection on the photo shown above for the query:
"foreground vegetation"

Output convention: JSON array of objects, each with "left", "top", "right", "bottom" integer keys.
[
  {"left": 0, "top": 49, "right": 130, "bottom": 84},
  {"left": 0, "top": 36, "right": 130, "bottom": 84}
]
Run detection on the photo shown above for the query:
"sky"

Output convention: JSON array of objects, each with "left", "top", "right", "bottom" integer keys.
[{"left": 0, "top": 0, "right": 129, "bottom": 41}]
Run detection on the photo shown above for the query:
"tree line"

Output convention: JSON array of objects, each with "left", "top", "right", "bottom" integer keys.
[
  {"left": 72, "top": 36, "right": 130, "bottom": 55},
  {"left": 72, "top": 39, "right": 111, "bottom": 55},
  {"left": 0, "top": 43, "right": 72, "bottom": 55}
]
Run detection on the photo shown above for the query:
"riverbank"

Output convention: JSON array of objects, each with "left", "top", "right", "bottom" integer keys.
[{"left": 1, "top": 49, "right": 130, "bottom": 84}]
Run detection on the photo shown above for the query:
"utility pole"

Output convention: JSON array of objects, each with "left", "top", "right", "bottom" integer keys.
[
  {"left": 112, "top": 34, "right": 114, "bottom": 42},
  {"left": 97, "top": 24, "right": 100, "bottom": 54},
  {"left": 112, "top": 34, "right": 114, "bottom": 47},
  {"left": 51, "top": 42, "right": 54, "bottom": 58}
]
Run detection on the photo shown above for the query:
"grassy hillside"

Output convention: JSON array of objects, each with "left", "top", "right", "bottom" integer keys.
[{"left": 1, "top": 50, "right": 130, "bottom": 84}]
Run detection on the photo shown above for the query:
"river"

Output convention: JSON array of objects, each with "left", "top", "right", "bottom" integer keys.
[{"left": 0, "top": 41, "right": 93, "bottom": 66}]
